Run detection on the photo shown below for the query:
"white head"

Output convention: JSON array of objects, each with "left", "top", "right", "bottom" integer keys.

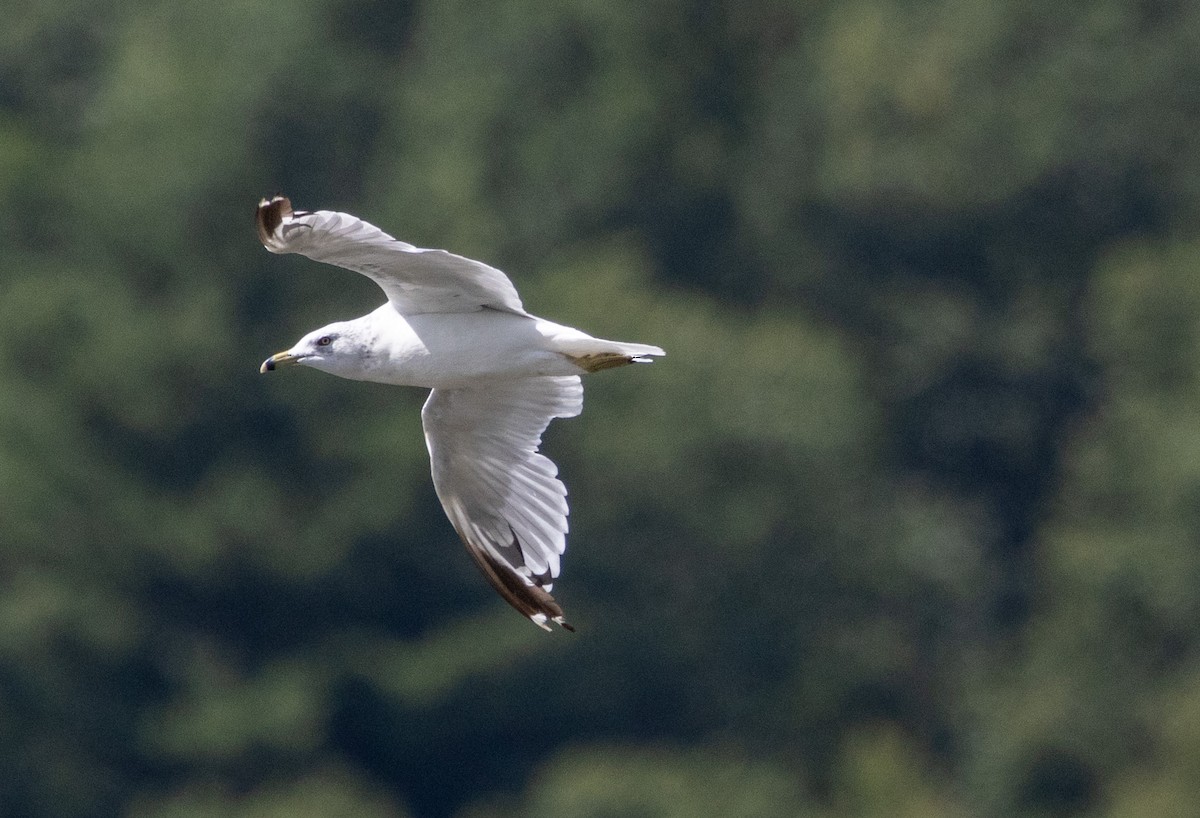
[{"left": 260, "top": 320, "right": 375, "bottom": 379}]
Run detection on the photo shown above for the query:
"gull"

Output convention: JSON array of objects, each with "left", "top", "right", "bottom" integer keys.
[{"left": 256, "top": 196, "right": 664, "bottom": 631}]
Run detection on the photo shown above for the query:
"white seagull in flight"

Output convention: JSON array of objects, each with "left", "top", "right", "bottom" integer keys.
[{"left": 257, "top": 196, "right": 664, "bottom": 631}]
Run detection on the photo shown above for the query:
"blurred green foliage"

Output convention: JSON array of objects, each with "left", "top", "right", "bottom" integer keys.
[{"left": 1, "top": 0, "right": 1199, "bottom": 816}]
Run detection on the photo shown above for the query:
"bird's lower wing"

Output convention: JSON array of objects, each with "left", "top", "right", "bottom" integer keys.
[{"left": 421, "top": 376, "right": 583, "bottom": 630}]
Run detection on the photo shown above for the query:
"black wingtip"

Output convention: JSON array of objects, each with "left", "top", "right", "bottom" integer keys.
[
  {"left": 256, "top": 195, "right": 292, "bottom": 246},
  {"left": 460, "top": 541, "right": 575, "bottom": 633}
]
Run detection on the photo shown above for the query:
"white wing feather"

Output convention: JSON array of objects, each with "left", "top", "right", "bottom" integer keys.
[
  {"left": 257, "top": 197, "right": 527, "bottom": 316},
  {"left": 421, "top": 376, "right": 583, "bottom": 592}
]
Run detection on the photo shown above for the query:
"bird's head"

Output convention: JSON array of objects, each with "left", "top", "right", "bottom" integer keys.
[{"left": 260, "top": 321, "right": 371, "bottom": 377}]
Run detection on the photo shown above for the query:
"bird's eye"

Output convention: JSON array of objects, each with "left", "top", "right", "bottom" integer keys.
[{"left": 317, "top": 336, "right": 333, "bottom": 347}]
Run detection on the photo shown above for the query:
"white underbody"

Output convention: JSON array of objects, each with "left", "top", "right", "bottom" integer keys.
[{"left": 306, "top": 305, "right": 619, "bottom": 388}]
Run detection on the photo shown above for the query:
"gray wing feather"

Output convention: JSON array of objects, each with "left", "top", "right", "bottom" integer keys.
[
  {"left": 421, "top": 376, "right": 583, "bottom": 591},
  {"left": 257, "top": 197, "right": 527, "bottom": 316}
]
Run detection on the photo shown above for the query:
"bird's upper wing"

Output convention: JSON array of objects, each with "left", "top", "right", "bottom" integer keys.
[
  {"left": 421, "top": 375, "right": 583, "bottom": 630},
  {"left": 256, "top": 196, "right": 527, "bottom": 316}
]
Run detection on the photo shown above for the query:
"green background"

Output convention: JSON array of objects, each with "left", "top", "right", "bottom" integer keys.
[{"left": 3, "top": 1, "right": 1200, "bottom": 815}]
